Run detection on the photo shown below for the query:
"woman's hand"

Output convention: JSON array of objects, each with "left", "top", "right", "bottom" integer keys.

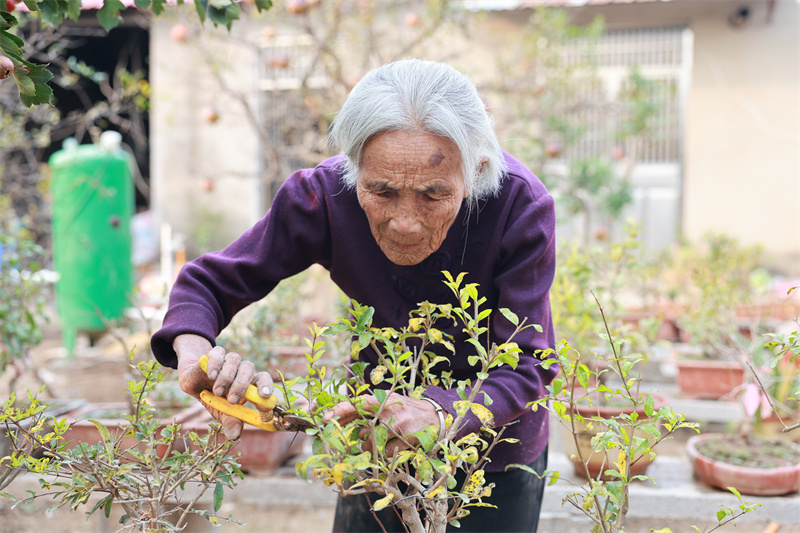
[
  {"left": 174, "top": 334, "right": 274, "bottom": 440},
  {"left": 324, "top": 392, "right": 440, "bottom": 456}
]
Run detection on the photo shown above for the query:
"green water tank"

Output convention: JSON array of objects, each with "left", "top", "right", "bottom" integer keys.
[{"left": 49, "top": 132, "right": 135, "bottom": 354}]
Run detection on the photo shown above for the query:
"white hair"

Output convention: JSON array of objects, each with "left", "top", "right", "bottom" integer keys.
[{"left": 327, "top": 59, "right": 507, "bottom": 207}]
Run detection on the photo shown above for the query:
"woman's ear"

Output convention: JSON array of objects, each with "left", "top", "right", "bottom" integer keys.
[{"left": 477, "top": 157, "right": 489, "bottom": 177}]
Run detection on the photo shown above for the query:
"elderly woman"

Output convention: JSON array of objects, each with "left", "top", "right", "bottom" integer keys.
[{"left": 151, "top": 59, "right": 557, "bottom": 532}]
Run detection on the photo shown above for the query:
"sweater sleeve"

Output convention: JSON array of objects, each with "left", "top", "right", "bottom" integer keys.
[
  {"left": 151, "top": 167, "right": 333, "bottom": 368},
  {"left": 423, "top": 189, "right": 558, "bottom": 439}
]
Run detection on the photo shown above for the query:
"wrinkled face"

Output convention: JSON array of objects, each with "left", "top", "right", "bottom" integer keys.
[{"left": 357, "top": 130, "right": 466, "bottom": 266}]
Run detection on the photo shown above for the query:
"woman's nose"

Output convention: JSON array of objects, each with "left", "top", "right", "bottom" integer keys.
[{"left": 387, "top": 202, "right": 422, "bottom": 234}]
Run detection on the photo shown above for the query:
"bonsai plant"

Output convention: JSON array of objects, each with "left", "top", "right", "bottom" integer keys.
[
  {"left": 1, "top": 354, "right": 245, "bottom": 531},
  {"left": 686, "top": 321, "right": 800, "bottom": 497},
  {"left": 661, "top": 233, "right": 770, "bottom": 400},
  {"left": 281, "top": 272, "right": 757, "bottom": 532},
  {"left": 283, "top": 272, "right": 535, "bottom": 533},
  {"left": 514, "top": 296, "right": 762, "bottom": 532}
]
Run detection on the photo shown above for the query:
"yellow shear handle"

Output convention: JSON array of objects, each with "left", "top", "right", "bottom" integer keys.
[
  {"left": 197, "top": 354, "right": 279, "bottom": 432},
  {"left": 199, "top": 390, "right": 277, "bottom": 432}
]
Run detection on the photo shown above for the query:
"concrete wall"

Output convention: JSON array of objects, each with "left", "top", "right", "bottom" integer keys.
[
  {"left": 150, "top": 11, "right": 265, "bottom": 257},
  {"left": 683, "top": 2, "right": 799, "bottom": 275}
]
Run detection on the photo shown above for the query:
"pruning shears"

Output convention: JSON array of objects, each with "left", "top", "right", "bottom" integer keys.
[{"left": 197, "top": 355, "right": 316, "bottom": 432}]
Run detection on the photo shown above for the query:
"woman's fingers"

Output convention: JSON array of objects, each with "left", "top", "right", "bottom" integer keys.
[
  {"left": 253, "top": 371, "right": 275, "bottom": 398},
  {"left": 219, "top": 413, "right": 244, "bottom": 440},
  {"left": 204, "top": 345, "right": 227, "bottom": 380},
  {"left": 227, "top": 359, "right": 255, "bottom": 404}
]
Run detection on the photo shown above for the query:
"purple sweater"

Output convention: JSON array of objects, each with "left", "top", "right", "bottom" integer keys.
[{"left": 151, "top": 152, "right": 557, "bottom": 471}]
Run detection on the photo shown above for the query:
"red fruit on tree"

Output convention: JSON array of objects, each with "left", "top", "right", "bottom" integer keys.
[
  {"left": 592, "top": 227, "right": 610, "bottom": 242},
  {"left": 544, "top": 141, "right": 563, "bottom": 158},
  {"left": 286, "top": 0, "right": 308, "bottom": 15},
  {"left": 0, "top": 56, "right": 13, "bottom": 80},
  {"left": 201, "top": 106, "right": 220, "bottom": 123},
  {"left": 404, "top": 12, "right": 421, "bottom": 27},
  {"left": 170, "top": 23, "right": 189, "bottom": 43},
  {"left": 268, "top": 55, "right": 291, "bottom": 69},
  {"left": 5, "top": 0, "right": 17, "bottom": 12}
]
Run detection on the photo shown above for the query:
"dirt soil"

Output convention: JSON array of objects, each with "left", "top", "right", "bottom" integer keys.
[{"left": 697, "top": 433, "right": 800, "bottom": 468}]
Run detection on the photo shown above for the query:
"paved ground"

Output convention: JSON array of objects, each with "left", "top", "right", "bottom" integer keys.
[
  {"left": 3, "top": 430, "right": 798, "bottom": 533},
  {"left": 2, "top": 331, "right": 798, "bottom": 532}
]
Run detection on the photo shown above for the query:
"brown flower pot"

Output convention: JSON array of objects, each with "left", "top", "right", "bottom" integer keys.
[
  {"left": 687, "top": 433, "right": 800, "bottom": 496},
  {"left": 60, "top": 401, "right": 207, "bottom": 458},
  {"left": 675, "top": 360, "right": 744, "bottom": 400},
  {"left": 561, "top": 390, "right": 669, "bottom": 480},
  {"left": 181, "top": 412, "right": 307, "bottom": 476}
]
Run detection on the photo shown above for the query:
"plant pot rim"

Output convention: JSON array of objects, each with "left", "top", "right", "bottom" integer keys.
[
  {"left": 674, "top": 359, "right": 744, "bottom": 368},
  {"left": 686, "top": 433, "right": 800, "bottom": 475},
  {"left": 65, "top": 401, "right": 205, "bottom": 426}
]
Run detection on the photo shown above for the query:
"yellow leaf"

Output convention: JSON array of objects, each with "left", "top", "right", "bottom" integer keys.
[
  {"left": 463, "top": 470, "right": 485, "bottom": 497},
  {"left": 370, "top": 365, "right": 387, "bottom": 385},
  {"left": 469, "top": 403, "right": 494, "bottom": 427},
  {"left": 350, "top": 340, "right": 362, "bottom": 359},
  {"left": 616, "top": 449, "right": 627, "bottom": 476},
  {"left": 373, "top": 493, "right": 394, "bottom": 511},
  {"left": 409, "top": 318, "right": 425, "bottom": 331},
  {"left": 426, "top": 484, "right": 447, "bottom": 498},
  {"left": 462, "top": 446, "right": 479, "bottom": 464}
]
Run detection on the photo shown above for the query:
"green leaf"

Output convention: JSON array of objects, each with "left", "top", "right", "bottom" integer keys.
[
  {"left": 499, "top": 308, "right": 519, "bottom": 326},
  {"left": 88, "top": 419, "right": 113, "bottom": 442},
  {"left": 87, "top": 495, "right": 114, "bottom": 518},
  {"left": 67, "top": 0, "right": 82, "bottom": 20},
  {"left": 411, "top": 426, "right": 437, "bottom": 453},
  {"left": 644, "top": 394, "right": 655, "bottom": 418},
  {"left": 38, "top": 0, "right": 65, "bottom": 26},
  {"left": 97, "top": 0, "right": 126, "bottom": 31},
  {"left": 373, "top": 388, "right": 387, "bottom": 405},
  {"left": 254, "top": 0, "right": 272, "bottom": 10},
  {"left": 134, "top": 0, "right": 151, "bottom": 9},
  {"left": 13, "top": 70, "right": 35, "bottom": 96},
  {"left": 151, "top": 0, "right": 167, "bottom": 15},
  {"left": 0, "top": 11, "right": 18, "bottom": 31},
  {"left": 716, "top": 509, "right": 727, "bottom": 522},
  {"left": 213, "top": 481, "right": 223, "bottom": 512}
]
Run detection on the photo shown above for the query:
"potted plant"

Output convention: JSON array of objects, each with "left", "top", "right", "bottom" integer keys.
[
  {"left": 1, "top": 355, "right": 245, "bottom": 531},
  {"left": 662, "top": 234, "right": 770, "bottom": 400},
  {"left": 686, "top": 321, "right": 800, "bottom": 496}
]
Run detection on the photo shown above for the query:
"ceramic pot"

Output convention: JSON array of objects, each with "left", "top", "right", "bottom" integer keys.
[
  {"left": 675, "top": 359, "right": 744, "bottom": 400},
  {"left": 61, "top": 401, "right": 206, "bottom": 457},
  {"left": 686, "top": 433, "right": 800, "bottom": 496},
  {"left": 181, "top": 412, "right": 307, "bottom": 476}
]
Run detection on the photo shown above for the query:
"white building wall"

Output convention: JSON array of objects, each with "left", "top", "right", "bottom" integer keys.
[{"left": 683, "top": 1, "right": 799, "bottom": 275}]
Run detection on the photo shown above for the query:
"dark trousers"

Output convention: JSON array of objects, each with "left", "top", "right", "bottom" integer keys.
[{"left": 332, "top": 446, "right": 548, "bottom": 533}]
